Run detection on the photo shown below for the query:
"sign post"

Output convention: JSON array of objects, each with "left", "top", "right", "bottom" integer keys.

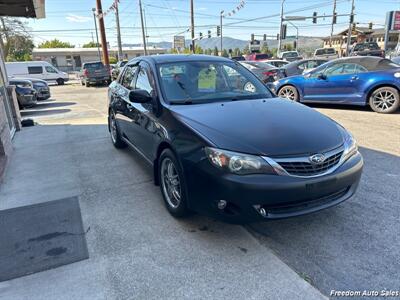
[{"left": 173, "top": 36, "right": 185, "bottom": 53}]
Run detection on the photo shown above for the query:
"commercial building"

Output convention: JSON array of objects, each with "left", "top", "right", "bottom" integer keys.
[
  {"left": 32, "top": 47, "right": 167, "bottom": 72},
  {"left": 322, "top": 27, "right": 399, "bottom": 56},
  {"left": 0, "top": 0, "right": 46, "bottom": 178}
]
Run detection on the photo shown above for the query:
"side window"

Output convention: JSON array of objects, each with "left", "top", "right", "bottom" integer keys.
[
  {"left": 28, "top": 66, "right": 43, "bottom": 74},
  {"left": 135, "top": 67, "right": 154, "bottom": 95},
  {"left": 354, "top": 64, "right": 368, "bottom": 73},
  {"left": 121, "top": 65, "right": 138, "bottom": 89},
  {"left": 298, "top": 62, "right": 307, "bottom": 70},
  {"left": 341, "top": 63, "right": 356, "bottom": 75},
  {"left": 45, "top": 66, "right": 57, "bottom": 73},
  {"left": 325, "top": 64, "right": 344, "bottom": 76}
]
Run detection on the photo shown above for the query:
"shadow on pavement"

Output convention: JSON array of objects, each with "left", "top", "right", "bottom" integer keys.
[
  {"left": 21, "top": 109, "right": 72, "bottom": 117},
  {"left": 33, "top": 101, "right": 76, "bottom": 109},
  {"left": 247, "top": 146, "right": 400, "bottom": 296}
]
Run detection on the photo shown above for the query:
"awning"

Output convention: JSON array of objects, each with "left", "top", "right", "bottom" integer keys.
[{"left": 0, "top": 0, "right": 45, "bottom": 18}]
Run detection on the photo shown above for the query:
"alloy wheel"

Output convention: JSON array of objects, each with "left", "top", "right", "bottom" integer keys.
[
  {"left": 278, "top": 86, "right": 297, "bottom": 101},
  {"left": 161, "top": 158, "right": 181, "bottom": 209},
  {"left": 110, "top": 114, "right": 118, "bottom": 143},
  {"left": 372, "top": 90, "right": 396, "bottom": 112}
]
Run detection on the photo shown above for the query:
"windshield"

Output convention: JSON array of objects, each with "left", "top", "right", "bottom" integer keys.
[
  {"left": 157, "top": 60, "right": 272, "bottom": 104},
  {"left": 354, "top": 43, "right": 380, "bottom": 51},
  {"left": 282, "top": 52, "right": 299, "bottom": 58}
]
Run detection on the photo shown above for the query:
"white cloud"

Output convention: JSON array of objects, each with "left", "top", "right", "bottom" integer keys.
[{"left": 66, "top": 14, "right": 91, "bottom": 23}]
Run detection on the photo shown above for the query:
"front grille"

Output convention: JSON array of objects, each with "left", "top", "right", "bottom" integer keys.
[{"left": 276, "top": 150, "right": 343, "bottom": 177}]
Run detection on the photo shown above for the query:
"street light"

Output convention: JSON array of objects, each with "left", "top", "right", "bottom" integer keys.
[{"left": 92, "top": 8, "right": 101, "bottom": 61}]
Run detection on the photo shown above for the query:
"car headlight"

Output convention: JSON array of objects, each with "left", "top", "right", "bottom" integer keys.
[
  {"left": 342, "top": 131, "right": 358, "bottom": 161},
  {"left": 394, "top": 72, "right": 400, "bottom": 78},
  {"left": 204, "top": 147, "right": 276, "bottom": 175}
]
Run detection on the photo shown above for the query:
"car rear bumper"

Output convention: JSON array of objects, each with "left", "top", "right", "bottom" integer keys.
[
  {"left": 87, "top": 76, "right": 110, "bottom": 83},
  {"left": 185, "top": 152, "right": 363, "bottom": 223}
]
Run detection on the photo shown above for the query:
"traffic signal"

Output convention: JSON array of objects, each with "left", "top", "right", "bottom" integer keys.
[
  {"left": 276, "top": 33, "right": 279, "bottom": 40},
  {"left": 216, "top": 26, "right": 221, "bottom": 36},
  {"left": 208, "top": 30, "right": 211, "bottom": 38},
  {"left": 350, "top": 13, "right": 354, "bottom": 24},
  {"left": 293, "top": 40, "right": 297, "bottom": 49},
  {"left": 332, "top": 12, "right": 337, "bottom": 24},
  {"left": 368, "top": 22, "right": 373, "bottom": 29},
  {"left": 251, "top": 33, "right": 254, "bottom": 42},
  {"left": 281, "top": 24, "right": 287, "bottom": 40},
  {"left": 352, "top": 23, "right": 356, "bottom": 31},
  {"left": 312, "top": 12, "right": 317, "bottom": 24},
  {"left": 263, "top": 34, "right": 267, "bottom": 41},
  {"left": 199, "top": 32, "right": 203, "bottom": 40}
]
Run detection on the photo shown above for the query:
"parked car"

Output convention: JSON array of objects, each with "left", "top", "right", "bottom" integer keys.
[
  {"left": 264, "top": 59, "right": 289, "bottom": 68},
  {"left": 392, "top": 56, "right": 400, "bottom": 64},
  {"left": 13, "top": 78, "right": 51, "bottom": 100},
  {"left": 278, "top": 51, "right": 302, "bottom": 62},
  {"left": 80, "top": 61, "right": 111, "bottom": 87},
  {"left": 9, "top": 79, "right": 37, "bottom": 109},
  {"left": 230, "top": 56, "right": 246, "bottom": 61},
  {"left": 111, "top": 60, "right": 128, "bottom": 81},
  {"left": 245, "top": 53, "right": 271, "bottom": 61},
  {"left": 6, "top": 61, "right": 69, "bottom": 85},
  {"left": 274, "top": 56, "right": 400, "bottom": 113},
  {"left": 350, "top": 42, "right": 385, "bottom": 58},
  {"left": 281, "top": 59, "right": 328, "bottom": 77},
  {"left": 239, "top": 61, "right": 283, "bottom": 83},
  {"left": 108, "top": 54, "right": 363, "bottom": 223},
  {"left": 314, "top": 47, "right": 339, "bottom": 60}
]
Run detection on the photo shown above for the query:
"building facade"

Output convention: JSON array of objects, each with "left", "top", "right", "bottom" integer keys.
[
  {"left": 32, "top": 47, "right": 167, "bottom": 72},
  {"left": 322, "top": 27, "right": 399, "bottom": 57}
]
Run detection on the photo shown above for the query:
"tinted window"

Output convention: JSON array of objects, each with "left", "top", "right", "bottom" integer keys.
[
  {"left": 315, "top": 49, "right": 324, "bottom": 55},
  {"left": 28, "top": 66, "right": 43, "bottom": 74},
  {"left": 255, "top": 54, "right": 269, "bottom": 60},
  {"left": 282, "top": 52, "right": 298, "bottom": 58},
  {"left": 158, "top": 60, "right": 271, "bottom": 104},
  {"left": 83, "top": 62, "right": 104, "bottom": 70},
  {"left": 354, "top": 64, "right": 368, "bottom": 73},
  {"left": 135, "top": 67, "right": 153, "bottom": 95},
  {"left": 326, "top": 48, "right": 335, "bottom": 54},
  {"left": 121, "top": 65, "right": 138, "bottom": 89},
  {"left": 325, "top": 63, "right": 356, "bottom": 75}
]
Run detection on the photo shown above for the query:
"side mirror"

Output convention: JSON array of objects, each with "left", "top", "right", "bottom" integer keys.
[
  {"left": 317, "top": 73, "right": 327, "bottom": 80},
  {"left": 129, "top": 89, "right": 151, "bottom": 103}
]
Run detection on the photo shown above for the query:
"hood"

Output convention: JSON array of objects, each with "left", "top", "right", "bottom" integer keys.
[
  {"left": 170, "top": 99, "right": 344, "bottom": 157},
  {"left": 13, "top": 77, "right": 47, "bottom": 85}
]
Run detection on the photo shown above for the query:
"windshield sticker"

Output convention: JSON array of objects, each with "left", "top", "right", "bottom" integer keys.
[{"left": 198, "top": 68, "right": 216, "bottom": 92}]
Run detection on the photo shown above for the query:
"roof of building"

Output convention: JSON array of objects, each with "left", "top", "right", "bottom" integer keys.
[{"left": 323, "top": 27, "right": 398, "bottom": 40}]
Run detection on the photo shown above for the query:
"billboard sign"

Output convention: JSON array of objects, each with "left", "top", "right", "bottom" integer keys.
[
  {"left": 173, "top": 36, "right": 185, "bottom": 50},
  {"left": 387, "top": 11, "right": 400, "bottom": 30}
]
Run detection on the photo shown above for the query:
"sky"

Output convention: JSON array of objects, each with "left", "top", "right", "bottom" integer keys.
[{"left": 25, "top": 0, "right": 400, "bottom": 48}]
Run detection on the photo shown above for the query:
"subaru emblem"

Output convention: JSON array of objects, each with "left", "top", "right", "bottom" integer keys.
[{"left": 309, "top": 154, "right": 325, "bottom": 165}]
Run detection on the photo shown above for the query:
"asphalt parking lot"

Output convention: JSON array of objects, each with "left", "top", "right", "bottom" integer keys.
[{"left": 2, "top": 82, "right": 399, "bottom": 298}]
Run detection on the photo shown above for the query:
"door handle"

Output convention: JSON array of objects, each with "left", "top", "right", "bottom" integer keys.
[{"left": 350, "top": 75, "right": 358, "bottom": 81}]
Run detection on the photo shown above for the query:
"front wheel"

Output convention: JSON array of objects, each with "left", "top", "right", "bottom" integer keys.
[
  {"left": 56, "top": 78, "right": 65, "bottom": 85},
  {"left": 159, "top": 149, "right": 190, "bottom": 218},
  {"left": 369, "top": 87, "right": 399, "bottom": 114},
  {"left": 109, "top": 111, "right": 126, "bottom": 148},
  {"left": 278, "top": 85, "right": 299, "bottom": 101}
]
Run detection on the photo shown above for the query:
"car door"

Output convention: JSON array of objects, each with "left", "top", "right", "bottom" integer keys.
[
  {"left": 303, "top": 63, "right": 361, "bottom": 103},
  {"left": 123, "top": 61, "right": 158, "bottom": 158},
  {"left": 112, "top": 64, "right": 139, "bottom": 138},
  {"left": 44, "top": 65, "right": 58, "bottom": 80}
]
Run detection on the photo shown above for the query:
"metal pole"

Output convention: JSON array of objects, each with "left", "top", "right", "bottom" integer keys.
[
  {"left": 92, "top": 8, "right": 101, "bottom": 61},
  {"left": 346, "top": 0, "right": 355, "bottom": 56},
  {"left": 329, "top": 0, "right": 337, "bottom": 47},
  {"left": 277, "top": 0, "right": 285, "bottom": 54},
  {"left": 190, "top": 0, "right": 195, "bottom": 53},
  {"left": 115, "top": 1, "right": 123, "bottom": 60},
  {"left": 220, "top": 11, "right": 223, "bottom": 55},
  {"left": 95, "top": 0, "right": 110, "bottom": 67},
  {"left": 139, "top": 0, "right": 147, "bottom": 55},
  {"left": 287, "top": 20, "right": 298, "bottom": 51}
]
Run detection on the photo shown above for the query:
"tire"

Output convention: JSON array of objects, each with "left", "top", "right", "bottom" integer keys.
[
  {"left": 109, "top": 111, "right": 127, "bottom": 149},
  {"left": 159, "top": 149, "right": 190, "bottom": 218},
  {"left": 278, "top": 85, "right": 299, "bottom": 101},
  {"left": 81, "top": 80, "right": 85, "bottom": 86},
  {"left": 56, "top": 78, "right": 65, "bottom": 85},
  {"left": 85, "top": 81, "right": 90, "bottom": 87},
  {"left": 369, "top": 87, "right": 400, "bottom": 114}
]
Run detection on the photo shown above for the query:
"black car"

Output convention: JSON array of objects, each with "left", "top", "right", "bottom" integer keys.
[
  {"left": 111, "top": 60, "right": 128, "bottom": 81},
  {"left": 230, "top": 56, "right": 245, "bottom": 61},
  {"left": 281, "top": 59, "right": 328, "bottom": 77},
  {"left": 9, "top": 79, "right": 37, "bottom": 109},
  {"left": 350, "top": 42, "right": 385, "bottom": 58},
  {"left": 108, "top": 55, "right": 363, "bottom": 223},
  {"left": 13, "top": 77, "right": 50, "bottom": 100},
  {"left": 80, "top": 61, "right": 111, "bottom": 87}
]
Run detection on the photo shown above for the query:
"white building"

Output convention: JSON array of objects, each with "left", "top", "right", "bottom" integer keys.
[{"left": 32, "top": 47, "right": 167, "bottom": 72}]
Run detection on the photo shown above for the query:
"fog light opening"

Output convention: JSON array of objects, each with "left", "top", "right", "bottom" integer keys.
[
  {"left": 254, "top": 205, "right": 268, "bottom": 217},
  {"left": 217, "top": 200, "right": 227, "bottom": 210}
]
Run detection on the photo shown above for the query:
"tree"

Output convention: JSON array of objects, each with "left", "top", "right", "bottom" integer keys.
[
  {"left": 233, "top": 47, "right": 241, "bottom": 56},
  {"left": 83, "top": 41, "right": 101, "bottom": 48},
  {"left": 194, "top": 45, "right": 203, "bottom": 54},
  {"left": 221, "top": 49, "right": 229, "bottom": 57},
  {"left": 0, "top": 17, "right": 34, "bottom": 61},
  {"left": 213, "top": 46, "right": 219, "bottom": 56},
  {"left": 38, "top": 39, "right": 74, "bottom": 48},
  {"left": 261, "top": 45, "right": 270, "bottom": 55},
  {"left": 242, "top": 45, "right": 250, "bottom": 55},
  {"left": 109, "top": 56, "right": 117, "bottom": 64}
]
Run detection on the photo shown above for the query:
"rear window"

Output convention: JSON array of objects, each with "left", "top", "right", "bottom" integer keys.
[
  {"left": 315, "top": 49, "right": 325, "bottom": 55},
  {"left": 255, "top": 54, "right": 269, "bottom": 60},
  {"left": 326, "top": 48, "right": 335, "bottom": 54},
  {"left": 354, "top": 43, "right": 380, "bottom": 51},
  {"left": 83, "top": 62, "right": 105, "bottom": 70},
  {"left": 28, "top": 66, "right": 43, "bottom": 74},
  {"left": 282, "top": 52, "right": 298, "bottom": 58}
]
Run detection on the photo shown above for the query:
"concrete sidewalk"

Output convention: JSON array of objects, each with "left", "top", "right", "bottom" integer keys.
[{"left": 0, "top": 86, "right": 326, "bottom": 299}]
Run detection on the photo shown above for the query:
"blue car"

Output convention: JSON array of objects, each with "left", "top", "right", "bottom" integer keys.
[{"left": 274, "top": 57, "right": 400, "bottom": 113}]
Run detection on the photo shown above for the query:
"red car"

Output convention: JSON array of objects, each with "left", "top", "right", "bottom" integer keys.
[{"left": 245, "top": 53, "right": 271, "bottom": 61}]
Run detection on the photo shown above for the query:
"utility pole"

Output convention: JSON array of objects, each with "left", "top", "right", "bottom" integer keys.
[
  {"left": 346, "top": 0, "right": 355, "bottom": 56},
  {"left": 92, "top": 7, "right": 101, "bottom": 61},
  {"left": 139, "top": 0, "right": 147, "bottom": 55},
  {"left": 329, "top": 0, "right": 337, "bottom": 47},
  {"left": 95, "top": 0, "right": 110, "bottom": 67},
  {"left": 115, "top": 0, "right": 123, "bottom": 61},
  {"left": 277, "top": 0, "right": 285, "bottom": 54},
  {"left": 190, "top": 0, "right": 195, "bottom": 53},
  {"left": 220, "top": 11, "right": 224, "bottom": 55}
]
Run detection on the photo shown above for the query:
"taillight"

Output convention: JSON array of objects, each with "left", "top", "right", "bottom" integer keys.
[
  {"left": 83, "top": 69, "right": 89, "bottom": 76},
  {"left": 263, "top": 71, "right": 276, "bottom": 77}
]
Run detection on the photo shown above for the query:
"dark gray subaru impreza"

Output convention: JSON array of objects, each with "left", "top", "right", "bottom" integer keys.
[{"left": 108, "top": 54, "right": 363, "bottom": 223}]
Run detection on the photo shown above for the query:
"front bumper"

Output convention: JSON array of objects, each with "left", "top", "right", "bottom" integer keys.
[
  {"left": 18, "top": 93, "right": 37, "bottom": 108},
  {"left": 36, "top": 87, "right": 51, "bottom": 100},
  {"left": 185, "top": 152, "right": 363, "bottom": 223}
]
